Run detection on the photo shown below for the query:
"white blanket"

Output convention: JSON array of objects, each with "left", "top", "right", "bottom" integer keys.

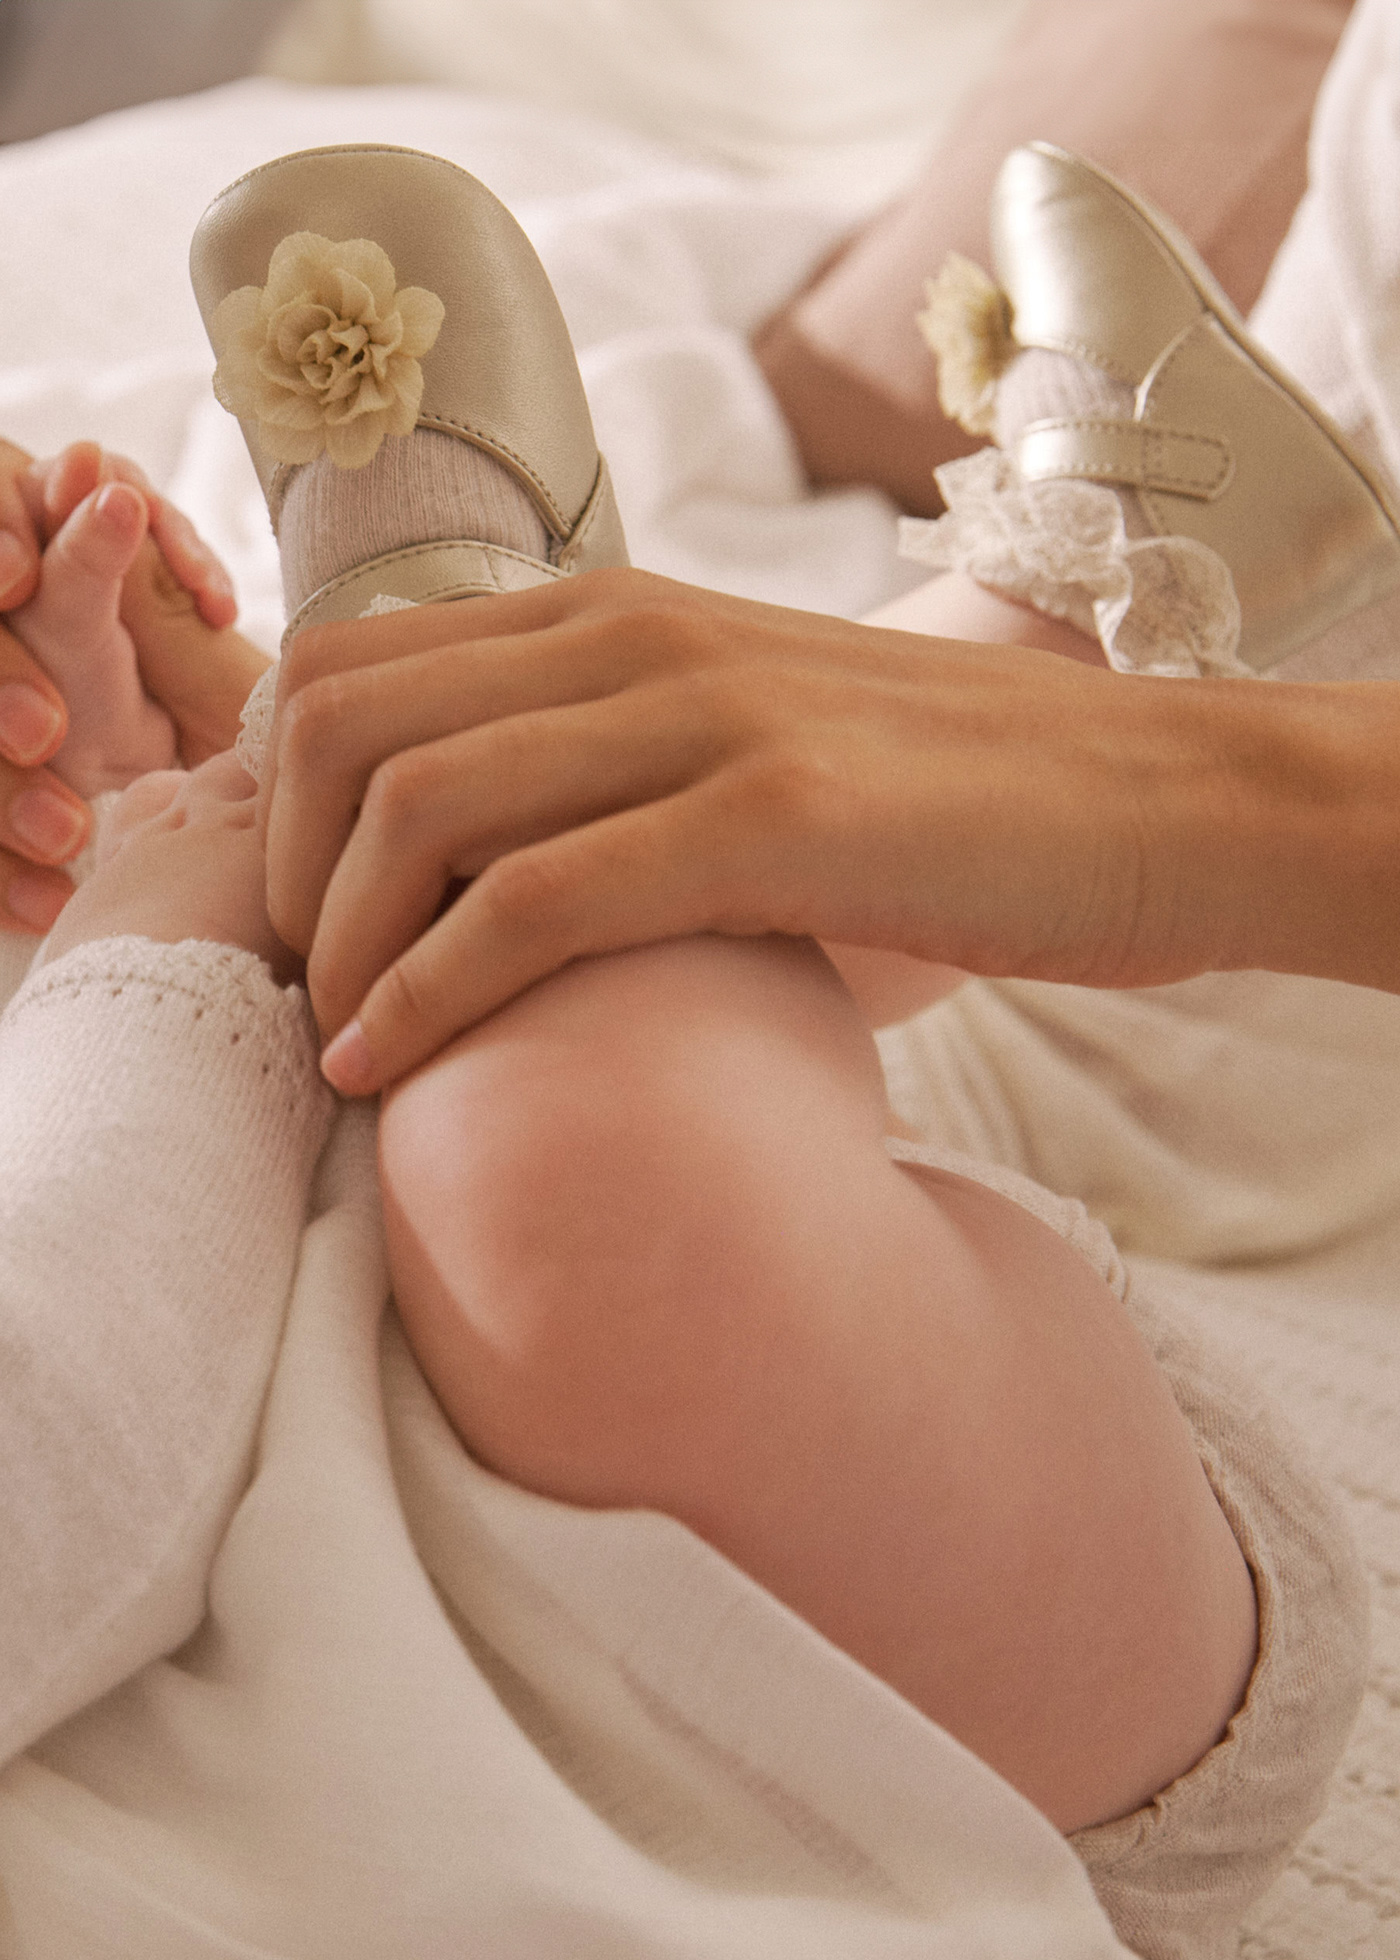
[{"left": 0, "top": 38, "right": 1397, "bottom": 1955}]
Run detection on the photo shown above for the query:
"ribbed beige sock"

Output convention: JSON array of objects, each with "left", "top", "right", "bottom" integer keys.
[
  {"left": 994, "top": 348, "right": 1152, "bottom": 537},
  {"left": 277, "top": 429, "right": 552, "bottom": 619}
]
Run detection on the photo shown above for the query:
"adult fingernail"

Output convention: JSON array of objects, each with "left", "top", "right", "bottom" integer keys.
[
  {"left": 10, "top": 784, "right": 88, "bottom": 860},
  {"left": 321, "top": 1018, "right": 375, "bottom": 1096},
  {"left": 0, "top": 530, "right": 29, "bottom": 599},
  {"left": 5, "top": 865, "right": 70, "bottom": 933},
  {"left": 0, "top": 683, "right": 64, "bottom": 764}
]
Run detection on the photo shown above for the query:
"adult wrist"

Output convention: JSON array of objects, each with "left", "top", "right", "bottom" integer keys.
[{"left": 1163, "top": 679, "right": 1400, "bottom": 994}]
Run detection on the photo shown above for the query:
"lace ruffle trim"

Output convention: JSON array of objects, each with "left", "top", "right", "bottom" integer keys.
[{"left": 899, "top": 450, "right": 1250, "bottom": 680}]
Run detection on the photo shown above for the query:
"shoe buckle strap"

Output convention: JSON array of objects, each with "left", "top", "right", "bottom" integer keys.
[
  {"left": 282, "top": 540, "right": 563, "bottom": 648},
  {"left": 1013, "top": 417, "right": 1234, "bottom": 502}
]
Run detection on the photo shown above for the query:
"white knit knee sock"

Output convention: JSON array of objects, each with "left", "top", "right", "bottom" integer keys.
[{"left": 277, "top": 429, "right": 552, "bottom": 619}]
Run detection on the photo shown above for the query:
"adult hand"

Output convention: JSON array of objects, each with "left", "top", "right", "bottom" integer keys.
[
  {"left": 262, "top": 566, "right": 1376, "bottom": 1095},
  {"left": 0, "top": 441, "right": 271, "bottom": 936},
  {"left": 0, "top": 612, "right": 89, "bottom": 933}
]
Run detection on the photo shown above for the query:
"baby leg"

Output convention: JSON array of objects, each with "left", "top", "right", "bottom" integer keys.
[{"left": 380, "top": 928, "right": 1256, "bottom": 1837}]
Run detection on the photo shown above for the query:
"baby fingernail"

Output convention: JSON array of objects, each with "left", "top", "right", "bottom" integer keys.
[
  {"left": 5, "top": 865, "right": 70, "bottom": 933},
  {"left": 10, "top": 784, "right": 88, "bottom": 860},
  {"left": 0, "top": 683, "right": 64, "bottom": 764},
  {"left": 94, "top": 481, "right": 140, "bottom": 536},
  {"left": 0, "top": 530, "right": 29, "bottom": 598}
]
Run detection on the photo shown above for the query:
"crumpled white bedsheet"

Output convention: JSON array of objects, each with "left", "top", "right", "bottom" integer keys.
[{"left": 0, "top": 57, "right": 1398, "bottom": 1959}]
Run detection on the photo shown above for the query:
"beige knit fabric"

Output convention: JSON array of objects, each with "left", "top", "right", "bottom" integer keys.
[
  {"left": 277, "top": 426, "right": 551, "bottom": 617},
  {"left": 882, "top": 974, "right": 1400, "bottom": 1959},
  {"left": 889, "top": 1140, "right": 1371, "bottom": 1960},
  {"left": 0, "top": 938, "right": 332, "bottom": 1768}
]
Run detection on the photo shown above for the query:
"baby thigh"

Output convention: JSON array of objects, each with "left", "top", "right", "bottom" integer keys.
[{"left": 378, "top": 931, "right": 1255, "bottom": 1837}]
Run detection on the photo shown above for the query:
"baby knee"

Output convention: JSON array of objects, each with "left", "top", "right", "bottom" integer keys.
[
  {"left": 379, "top": 931, "right": 890, "bottom": 1501},
  {"left": 379, "top": 1017, "right": 775, "bottom": 1499}
]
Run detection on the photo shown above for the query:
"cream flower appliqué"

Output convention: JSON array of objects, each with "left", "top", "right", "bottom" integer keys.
[
  {"left": 210, "top": 231, "right": 446, "bottom": 469},
  {"left": 916, "top": 253, "right": 1017, "bottom": 439}
]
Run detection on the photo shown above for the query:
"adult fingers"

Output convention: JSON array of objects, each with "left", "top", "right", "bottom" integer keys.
[
  {"left": 316, "top": 786, "right": 760, "bottom": 1095},
  {"left": 0, "top": 618, "right": 69, "bottom": 770},
  {"left": 0, "top": 618, "right": 84, "bottom": 923},
  {"left": 0, "top": 845, "right": 77, "bottom": 935},
  {"left": 0, "top": 748, "right": 90, "bottom": 881},
  {"left": 261, "top": 575, "right": 649, "bottom": 812},
  {"left": 0, "top": 438, "right": 42, "bottom": 610},
  {"left": 289, "top": 683, "right": 719, "bottom": 1001},
  {"left": 261, "top": 570, "right": 850, "bottom": 950},
  {"left": 263, "top": 631, "right": 699, "bottom": 954}
]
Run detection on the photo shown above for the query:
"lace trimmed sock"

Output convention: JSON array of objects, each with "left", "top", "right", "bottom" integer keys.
[
  {"left": 276, "top": 429, "right": 552, "bottom": 622},
  {"left": 901, "top": 259, "right": 1247, "bottom": 679}
]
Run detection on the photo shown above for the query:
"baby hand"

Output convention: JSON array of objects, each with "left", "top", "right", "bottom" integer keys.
[
  {"left": 40, "top": 751, "right": 298, "bottom": 983},
  {"left": 9, "top": 451, "right": 183, "bottom": 797}
]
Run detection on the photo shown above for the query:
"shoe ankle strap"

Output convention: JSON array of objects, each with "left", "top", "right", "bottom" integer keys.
[
  {"left": 1014, "top": 417, "right": 1234, "bottom": 502},
  {"left": 282, "top": 539, "right": 562, "bottom": 648}
]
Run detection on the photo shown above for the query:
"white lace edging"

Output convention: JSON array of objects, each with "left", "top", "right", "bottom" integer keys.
[
  {"left": 898, "top": 449, "right": 1249, "bottom": 680},
  {"left": 234, "top": 664, "right": 279, "bottom": 784}
]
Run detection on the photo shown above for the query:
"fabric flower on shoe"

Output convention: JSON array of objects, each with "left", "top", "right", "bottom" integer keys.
[
  {"left": 916, "top": 255, "right": 1017, "bottom": 440},
  {"left": 209, "top": 232, "right": 445, "bottom": 469}
]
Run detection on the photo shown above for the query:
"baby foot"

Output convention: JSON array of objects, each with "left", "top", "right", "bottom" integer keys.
[{"left": 9, "top": 459, "right": 180, "bottom": 797}]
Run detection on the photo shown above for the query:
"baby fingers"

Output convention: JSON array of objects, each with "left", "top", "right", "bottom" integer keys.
[
  {"left": 24, "top": 482, "right": 148, "bottom": 657},
  {"left": 27, "top": 443, "right": 237, "bottom": 629},
  {"left": 11, "top": 484, "right": 180, "bottom": 796}
]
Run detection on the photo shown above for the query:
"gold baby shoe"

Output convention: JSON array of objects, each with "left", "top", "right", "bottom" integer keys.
[
  {"left": 989, "top": 142, "right": 1400, "bottom": 672},
  {"left": 190, "top": 145, "right": 629, "bottom": 640}
]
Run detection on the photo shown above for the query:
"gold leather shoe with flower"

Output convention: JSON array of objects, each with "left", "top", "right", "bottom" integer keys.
[
  {"left": 190, "top": 144, "right": 628, "bottom": 638},
  {"left": 978, "top": 142, "right": 1400, "bottom": 672}
]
